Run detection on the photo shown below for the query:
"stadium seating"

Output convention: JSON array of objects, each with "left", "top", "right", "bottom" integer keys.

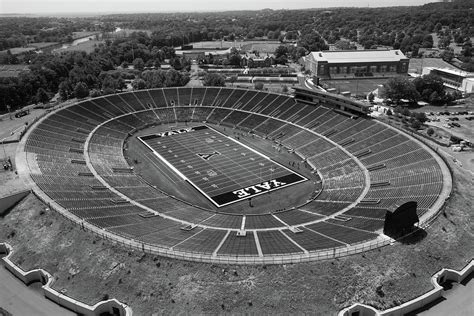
[{"left": 23, "top": 87, "right": 447, "bottom": 262}]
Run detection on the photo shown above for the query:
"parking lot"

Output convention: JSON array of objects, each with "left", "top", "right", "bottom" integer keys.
[{"left": 425, "top": 112, "right": 474, "bottom": 141}]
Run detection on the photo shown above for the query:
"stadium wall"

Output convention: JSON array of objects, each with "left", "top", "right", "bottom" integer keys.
[
  {"left": 293, "top": 87, "right": 371, "bottom": 115},
  {"left": 0, "top": 190, "right": 30, "bottom": 215},
  {"left": 338, "top": 259, "right": 473, "bottom": 316},
  {"left": 14, "top": 89, "right": 452, "bottom": 265},
  {"left": 0, "top": 242, "right": 133, "bottom": 316}
]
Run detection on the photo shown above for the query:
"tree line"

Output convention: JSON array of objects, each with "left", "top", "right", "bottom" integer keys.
[
  {"left": 0, "top": 37, "right": 190, "bottom": 113},
  {"left": 383, "top": 74, "right": 463, "bottom": 106}
]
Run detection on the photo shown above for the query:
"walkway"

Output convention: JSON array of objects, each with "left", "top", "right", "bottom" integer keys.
[
  {"left": 0, "top": 262, "right": 76, "bottom": 316},
  {"left": 419, "top": 274, "right": 474, "bottom": 316}
]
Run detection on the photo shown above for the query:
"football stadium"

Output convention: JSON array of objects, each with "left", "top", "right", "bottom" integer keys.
[{"left": 15, "top": 87, "right": 452, "bottom": 264}]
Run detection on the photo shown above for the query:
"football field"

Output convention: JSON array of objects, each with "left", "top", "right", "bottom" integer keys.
[{"left": 138, "top": 125, "right": 306, "bottom": 207}]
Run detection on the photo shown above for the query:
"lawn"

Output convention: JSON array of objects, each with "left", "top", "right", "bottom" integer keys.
[
  {"left": 240, "top": 42, "right": 282, "bottom": 53},
  {"left": 55, "top": 40, "right": 104, "bottom": 54},
  {"left": 125, "top": 122, "right": 317, "bottom": 214},
  {"left": 138, "top": 125, "right": 305, "bottom": 207}
]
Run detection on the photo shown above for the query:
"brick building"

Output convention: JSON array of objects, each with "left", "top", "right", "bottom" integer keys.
[{"left": 305, "top": 50, "right": 409, "bottom": 79}]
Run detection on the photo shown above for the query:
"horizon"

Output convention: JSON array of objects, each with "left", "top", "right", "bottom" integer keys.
[{"left": 0, "top": 0, "right": 439, "bottom": 16}]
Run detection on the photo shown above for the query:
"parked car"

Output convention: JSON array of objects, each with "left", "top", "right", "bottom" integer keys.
[{"left": 14, "top": 109, "right": 29, "bottom": 118}]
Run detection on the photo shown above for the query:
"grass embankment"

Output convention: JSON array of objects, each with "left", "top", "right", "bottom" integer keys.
[{"left": 0, "top": 157, "right": 471, "bottom": 315}]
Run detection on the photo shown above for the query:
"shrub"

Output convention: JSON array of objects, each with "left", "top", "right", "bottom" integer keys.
[
  {"left": 73, "top": 82, "right": 89, "bottom": 99},
  {"left": 202, "top": 73, "right": 225, "bottom": 87},
  {"left": 254, "top": 82, "right": 264, "bottom": 90}
]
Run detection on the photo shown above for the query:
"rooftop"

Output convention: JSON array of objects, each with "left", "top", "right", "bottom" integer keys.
[
  {"left": 426, "top": 67, "right": 474, "bottom": 78},
  {"left": 310, "top": 50, "right": 408, "bottom": 63}
]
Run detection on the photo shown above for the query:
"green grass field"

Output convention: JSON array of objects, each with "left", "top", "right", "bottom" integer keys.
[
  {"left": 55, "top": 40, "right": 104, "bottom": 54},
  {"left": 240, "top": 42, "right": 282, "bottom": 53},
  {"left": 124, "top": 122, "right": 318, "bottom": 214}
]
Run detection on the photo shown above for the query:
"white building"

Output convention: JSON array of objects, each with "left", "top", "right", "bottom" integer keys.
[{"left": 422, "top": 67, "right": 474, "bottom": 95}]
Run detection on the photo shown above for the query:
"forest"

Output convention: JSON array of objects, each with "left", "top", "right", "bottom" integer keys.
[
  {"left": 0, "top": 0, "right": 473, "bottom": 112},
  {"left": 0, "top": 39, "right": 189, "bottom": 112}
]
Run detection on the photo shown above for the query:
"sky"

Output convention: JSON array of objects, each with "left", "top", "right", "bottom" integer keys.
[{"left": 0, "top": 0, "right": 438, "bottom": 15}]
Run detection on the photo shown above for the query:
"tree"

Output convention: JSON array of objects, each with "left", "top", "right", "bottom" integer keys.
[
  {"left": 229, "top": 76, "right": 238, "bottom": 87},
  {"left": 413, "top": 73, "right": 451, "bottom": 104},
  {"left": 411, "top": 119, "right": 421, "bottom": 129},
  {"left": 383, "top": 77, "right": 420, "bottom": 104},
  {"left": 401, "top": 108, "right": 411, "bottom": 117},
  {"left": 299, "top": 29, "right": 329, "bottom": 51},
  {"left": 133, "top": 58, "right": 145, "bottom": 71},
  {"left": 102, "top": 87, "right": 115, "bottom": 95},
  {"left": 228, "top": 48, "right": 241, "bottom": 66},
  {"left": 115, "top": 77, "right": 126, "bottom": 91},
  {"left": 90, "top": 89, "right": 101, "bottom": 98},
  {"left": 427, "top": 128, "right": 434, "bottom": 136},
  {"left": 74, "top": 82, "right": 89, "bottom": 99},
  {"left": 274, "top": 45, "right": 289, "bottom": 59},
  {"left": 202, "top": 73, "right": 225, "bottom": 87},
  {"left": 414, "top": 112, "right": 428, "bottom": 123},
  {"left": 438, "top": 36, "right": 451, "bottom": 49},
  {"left": 58, "top": 81, "right": 71, "bottom": 101},
  {"left": 386, "top": 109, "right": 393, "bottom": 116},
  {"left": 132, "top": 79, "right": 147, "bottom": 90},
  {"left": 368, "top": 92, "right": 375, "bottom": 103},
  {"left": 334, "top": 40, "right": 353, "bottom": 50},
  {"left": 101, "top": 75, "right": 116, "bottom": 91},
  {"left": 164, "top": 69, "right": 190, "bottom": 87},
  {"left": 450, "top": 90, "right": 463, "bottom": 101},
  {"left": 274, "top": 45, "right": 289, "bottom": 64},
  {"left": 429, "top": 91, "right": 443, "bottom": 105},
  {"left": 440, "top": 49, "right": 454, "bottom": 62},
  {"left": 36, "top": 88, "right": 50, "bottom": 104}
]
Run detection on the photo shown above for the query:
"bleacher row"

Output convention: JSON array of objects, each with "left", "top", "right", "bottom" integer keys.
[{"left": 23, "top": 87, "right": 445, "bottom": 259}]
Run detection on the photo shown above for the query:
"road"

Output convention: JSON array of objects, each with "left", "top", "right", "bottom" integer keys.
[{"left": 185, "top": 62, "right": 203, "bottom": 87}]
